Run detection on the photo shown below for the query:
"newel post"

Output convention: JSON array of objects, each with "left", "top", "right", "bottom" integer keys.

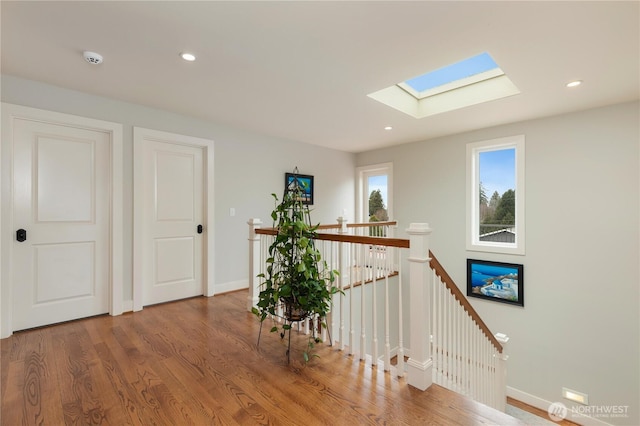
[
  {"left": 406, "top": 223, "right": 433, "bottom": 391},
  {"left": 336, "top": 216, "right": 348, "bottom": 350},
  {"left": 495, "top": 332, "right": 510, "bottom": 411},
  {"left": 247, "top": 218, "right": 262, "bottom": 312},
  {"left": 337, "top": 216, "right": 348, "bottom": 287}
]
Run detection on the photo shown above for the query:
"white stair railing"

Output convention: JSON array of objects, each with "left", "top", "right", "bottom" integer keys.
[
  {"left": 429, "top": 251, "right": 509, "bottom": 411},
  {"left": 248, "top": 219, "right": 410, "bottom": 370},
  {"left": 247, "top": 219, "right": 507, "bottom": 411}
]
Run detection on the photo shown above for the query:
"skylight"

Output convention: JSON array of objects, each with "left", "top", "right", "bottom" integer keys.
[
  {"left": 367, "top": 52, "right": 520, "bottom": 119},
  {"left": 400, "top": 53, "right": 502, "bottom": 99}
]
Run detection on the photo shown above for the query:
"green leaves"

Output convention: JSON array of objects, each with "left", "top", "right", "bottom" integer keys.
[{"left": 253, "top": 172, "right": 339, "bottom": 363}]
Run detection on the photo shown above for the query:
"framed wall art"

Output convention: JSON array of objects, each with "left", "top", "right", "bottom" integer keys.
[
  {"left": 467, "top": 259, "right": 523, "bottom": 307},
  {"left": 285, "top": 172, "right": 314, "bottom": 205}
]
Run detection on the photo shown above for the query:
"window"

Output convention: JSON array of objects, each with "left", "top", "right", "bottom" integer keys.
[
  {"left": 466, "top": 135, "right": 525, "bottom": 255},
  {"left": 357, "top": 163, "right": 393, "bottom": 225},
  {"left": 398, "top": 52, "right": 502, "bottom": 100},
  {"left": 367, "top": 52, "right": 520, "bottom": 119}
]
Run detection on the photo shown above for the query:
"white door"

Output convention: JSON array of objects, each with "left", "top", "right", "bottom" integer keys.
[
  {"left": 141, "top": 139, "right": 204, "bottom": 305},
  {"left": 11, "top": 118, "right": 110, "bottom": 331}
]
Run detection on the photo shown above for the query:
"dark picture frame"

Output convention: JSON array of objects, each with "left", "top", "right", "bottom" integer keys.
[
  {"left": 285, "top": 173, "right": 314, "bottom": 205},
  {"left": 467, "top": 259, "right": 523, "bottom": 307}
]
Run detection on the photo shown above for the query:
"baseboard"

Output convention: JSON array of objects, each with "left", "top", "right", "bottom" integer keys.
[
  {"left": 214, "top": 279, "right": 248, "bottom": 295},
  {"left": 120, "top": 282, "right": 248, "bottom": 314},
  {"left": 507, "top": 386, "right": 613, "bottom": 426}
]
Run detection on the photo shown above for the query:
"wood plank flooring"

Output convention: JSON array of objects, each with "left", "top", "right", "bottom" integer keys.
[
  {"left": 507, "top": 397, "right": 579, "bottom": 426},
  {"left": 1, "top": 290, "right": 526, "bottom": 425}
]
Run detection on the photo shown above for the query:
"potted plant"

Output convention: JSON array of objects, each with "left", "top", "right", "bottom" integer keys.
[{"left": 252, "top": 171, "right": 339, "bottom": 362}]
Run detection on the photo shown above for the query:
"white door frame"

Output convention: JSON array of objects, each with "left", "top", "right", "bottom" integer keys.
[
  {"left": 1, "top": 103, "right": 123, "bottom": 338},
  {"left": 356, "top": 162, "right": 394, "bottom": 223},
  {"left": 132, "top": 127, "right": 214, "bottom": 311}
]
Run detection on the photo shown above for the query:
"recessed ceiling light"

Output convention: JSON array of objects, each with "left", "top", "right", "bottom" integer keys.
[
  {"left": 566, "top": 80, "right": 582, "bottom": 88},
  {"left": 180, "top": 52, "right": 196, "bottom": 62},
  {"left": 384, "top": 126, "right": 393, "bottom": 131}
]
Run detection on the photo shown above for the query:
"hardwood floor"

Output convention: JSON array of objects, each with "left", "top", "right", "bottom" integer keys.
[
  {"left": 507, "top": 397, "right": 579, "bottom": 426},
  {"left": 2, "top": 290, "right": 526, "bottom": 425}
]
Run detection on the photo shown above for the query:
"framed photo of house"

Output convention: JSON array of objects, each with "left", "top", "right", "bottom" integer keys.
[
  {"left": 285, "top": 172, "right": 314, "bottom": 205},
  {"left": 467, "top": 259, "right": 523, "bottom": 307}
]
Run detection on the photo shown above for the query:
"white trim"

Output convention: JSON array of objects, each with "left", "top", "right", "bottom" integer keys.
[
  {"left": 398, "top": 68, "right": 505, "bottom": 100},
  {"left": 356, "top": 162, "right": 393, "bottom": 223},
  {"left": 466, "top": 135, "right": 525, "bottom": 255},
  {"left": 215, "top": 279, "right": 248, "bottom": 295},
  {"left": 368, "top": 74, "right": 520, "bottom": 119},
  {"left": 507, "top": 386, "right": 613, "bottom": 426},
  {"left": 122, "top": 299, "right": 133, "bottom": 313},
  {"left": 132, "top": 127, "right": 215, "bottom": 311},
  {"left": 1, "top": 103, "right": 123, "bottom": 338}
]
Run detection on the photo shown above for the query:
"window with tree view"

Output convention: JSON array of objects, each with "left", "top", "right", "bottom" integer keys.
[
  {"left": 358, "top": 163, "right": 393, "bottom": 237},
  {"left": 467, "top": 135, "right": 525, "bottom": 254},
  {"left": 368, "top": 178, "right": 388, "bottom": 236}
]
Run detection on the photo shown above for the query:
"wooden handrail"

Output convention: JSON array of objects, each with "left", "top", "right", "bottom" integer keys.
[
  {"left": 253, "top": 221, "right": 500, "bottom": 352},
  {"left": 255, "top": 227, "right": 409, "bottom": 248},
  {"left": 315, "top": 221, "right": 398, "bottom": 230},
  {"left": 316, "top": 224, "right": 342, "bottom": 229},
  {"left": 347, "top": 221, "right": 397, "bottom": 228},
  {"left": 428, "top": 250, "right": 503, "bottom": 353}
]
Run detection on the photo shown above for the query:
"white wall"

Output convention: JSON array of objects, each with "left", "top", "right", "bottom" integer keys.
[
  {"left": 356, "top": 101, "right": 640, "bottom": 425},
  {"left": 3, "top": 75, "right": 638, "bottom": 424},
  {"left": 1, "top": 75, "right": 355, "bottom": 301}
]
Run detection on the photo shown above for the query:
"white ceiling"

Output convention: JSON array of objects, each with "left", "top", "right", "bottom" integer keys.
[{"left": 2, "top": 1, "right": 638, "bottom": 153}]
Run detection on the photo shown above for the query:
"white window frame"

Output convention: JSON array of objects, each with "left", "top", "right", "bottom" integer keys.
[
  {"left": 356, "top": 162, "right": 393, "bottom": 223},
  {"left": 466, "top": 135, "right": 525, "bottom": 255}
]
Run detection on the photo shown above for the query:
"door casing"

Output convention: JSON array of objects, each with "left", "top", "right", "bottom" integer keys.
[
  {"left": 132, "top": 127, "right": 215, "bottom": 311},
  {"left": 1, "top": 103, "right": 123, "bottom": 338}
]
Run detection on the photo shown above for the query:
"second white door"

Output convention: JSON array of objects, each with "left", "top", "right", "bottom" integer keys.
[{"left": 141, "top": 137, "right": 205, "bottom": 305}]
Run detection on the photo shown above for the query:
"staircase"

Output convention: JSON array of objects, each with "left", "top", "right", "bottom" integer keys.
[{"left": 248, "top": 218, "right": 509, "bottom": 411}]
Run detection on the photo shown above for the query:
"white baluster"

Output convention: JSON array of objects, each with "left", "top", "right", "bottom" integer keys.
[
  {"left": 452, "top": 295, "right": 458, "bottom": 392},
  {"left": 483, "top": 337, "right": 488, "bottom": 405},
  {"left": 348, "top": 243, "right": 355, "bottom": 356},
  {"left": 396, "top": 252, "right": 405, "bottom": 377},
  {"left": 495, "top": 333, "right": 509, "bottom": 411},
  {"left": 446, "top": 292, "right": 452, "bottom": 389},
  {"left": 462, "top": 311, "right": 469, "bottom": 397},
  {"left": 360, "top": 243, "right": 366, "bottom": 361},
  {"left": 478, "top": 330, "right": 481, "bottom": 398},
  {"left": 455, "top": 306, "right": 461, "bottom": 393},
  {"left": 480, "top": 335, "right": 485, "bottom": 404},
  {"left": 438, "top": 271, "right": 444, "bottom": 386},
  {"left": 247, "top": 218, "right": 263, "bottom": 312},
  {"left": 371, "top": 245, "right": 378, "bottom": 366},
  {"left": 321, "top": 239, "right": 329, "bottom": 343},
  {"left": 383, "top": 252, "right": 391, "bottom": 371},
  {"left": 470, "top": 321, "right": 475, "bottom": 397},
  {"left": 337, "top": 217, "right": 348, "bottom": 351}
]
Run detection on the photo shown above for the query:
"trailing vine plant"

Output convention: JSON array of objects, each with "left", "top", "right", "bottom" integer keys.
[{"left": 252, "top": 172, "right": 339, "bottom": 362}]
